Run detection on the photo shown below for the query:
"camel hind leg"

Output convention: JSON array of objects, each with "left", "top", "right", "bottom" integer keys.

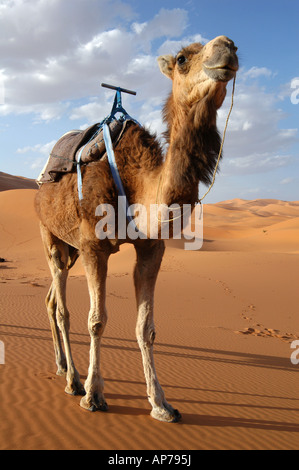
[
  {"left": 46, "top": 281, "right": 67, "bottom": 376},
  {"left": 45, "top": 245, "right": 79, "bottom": 376},
  {"left": 40, "top": 223, "right": 84, "bottom": 396}
]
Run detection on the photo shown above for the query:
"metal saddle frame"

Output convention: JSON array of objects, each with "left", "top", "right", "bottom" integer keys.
[{"left": 77, "top": 83, "right": 140, "bottom": 231}]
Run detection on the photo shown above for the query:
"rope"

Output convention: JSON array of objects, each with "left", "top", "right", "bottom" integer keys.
[
  {"left": 156, "top": 76, "right": 236, "bottom": 223},
  {"left": 198, "top": 76, "right": 236, "bottom": 203}
]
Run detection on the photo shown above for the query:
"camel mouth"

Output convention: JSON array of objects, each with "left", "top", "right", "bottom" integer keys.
[
  {"left": 204, "top": 63, "right": 239, "bottom": 72},
  {"left": 203, "top": 62, "right": 238, "bottom": 82}
]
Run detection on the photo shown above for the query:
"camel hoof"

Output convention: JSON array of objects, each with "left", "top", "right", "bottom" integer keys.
[
  {"left": 65, "top": 381, "right": 85, "bottom": 396},
  {"left": 80, "top": 394, "right": 108, "bottom": 412},
  {"left": 172, "top": 409, "right": 182, "bottom": 422},
  {"left": 56, "top": 367, "right": 67, "bottom": 377},
  {"left": 150, "top": 406, "right": 182, "bottom": 423}
]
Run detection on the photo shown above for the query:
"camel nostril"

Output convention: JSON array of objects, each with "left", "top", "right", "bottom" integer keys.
[{"left": 226, "top": 41, "right": 237, "bottom": 52}]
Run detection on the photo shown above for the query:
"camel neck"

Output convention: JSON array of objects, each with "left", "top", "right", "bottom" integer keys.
[{"left": 159, "top": 94, "right": 221, "bottom": 207}]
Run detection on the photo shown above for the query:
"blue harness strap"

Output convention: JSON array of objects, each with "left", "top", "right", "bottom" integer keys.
[
  {"left": 77, "top": 85, "right": 140, "bottom": 232},
  {"left": 103, "top": 123, "right": 138, "bottom": 232},
  {"left": 76, "top": 143, "right": 87, "bottom": 201}
]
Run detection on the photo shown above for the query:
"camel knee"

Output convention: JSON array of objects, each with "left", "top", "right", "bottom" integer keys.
[
  {"left": 45, "top": 286, "right": 57, "bottom": 314},
  {"left": 46, "top": 298, "right": 57, "bottom": 320},
  {"left": 89, "top": 322, "right": 106, "bottom": 338},
  {"left": 46, "top": 296, "right": 55, "bottom": 310},
  {"left": 88, "top": 313, "right": 107, "bottom": 338},
  {"left": 136, "top": 323, "right": 156, "bottom": 348}
]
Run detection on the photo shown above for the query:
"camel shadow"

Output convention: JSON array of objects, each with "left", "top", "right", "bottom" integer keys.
[
  {"left": 182, "top": 413, "right": 299, "bottom": 433},
  {"left": 0, "top": 323, "right": 297, "bottom": 374},
  {"left": 104, "top": 404, "right": 149, "bottom": 417},
  {"left": 71, "top": 396, "right": 299, "bottom": 433},
  {"left": 92, "top": 390, "right": 299, "bottom": 433},
  {"left": 0, "top": 258, "right": 15, "bottom": 269},
  {"left": 2, "top": 322, "right": 299, "bottom": 431}
]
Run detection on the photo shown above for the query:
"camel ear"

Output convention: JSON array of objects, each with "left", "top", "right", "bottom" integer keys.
[{"left": 157, "top": 55, "right": 175, "bottom": 79}]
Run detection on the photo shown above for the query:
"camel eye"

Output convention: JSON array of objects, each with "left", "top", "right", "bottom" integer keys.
[{"left": 177, "top": 55, "right": 187, "bottom": 65}]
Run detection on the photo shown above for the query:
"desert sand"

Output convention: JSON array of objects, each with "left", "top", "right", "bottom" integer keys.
[{"left": 0, "top": 173, "right": 298, "bottom": 450}]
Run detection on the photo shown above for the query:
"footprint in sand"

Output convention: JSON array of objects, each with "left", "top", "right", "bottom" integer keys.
[
  {"left": 108, "top": 291, "right": 129, "bottom": 300},
  {"left": 241, "top": 304, "right": 256, "bottom": 322},
  {"left": 20, "top": 280, "right": 45, "bottom": 287},
  {"left": 215, "top": 279, "right": 233, "bottom": 296},
  {"left": 35, "top": 372, "right": 57, "bottom": 380},
  {"left": 236, "top": 326, "right": 299, "bottom": 343}
]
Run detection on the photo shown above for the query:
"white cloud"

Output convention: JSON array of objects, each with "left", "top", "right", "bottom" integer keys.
[
  {"left": 16, "top": 139, "right": 57, "bottom": 172},
  {"left": 70, "top": 99, "right": 111, "bottom": 123},
  {"left": 0, "top": 0, "right": 134, "bottom": 63},
  {"left": 240, "top": 187, "right": 261, "bottom": 196},
  {"left": 132, "top": 22, "right": 147, "bottom": 35},
  {"left": 126, "top": 55, "right": 155, "bottom": 74},
  {"left": 243, "top": 66, "right": 273, "bottom": 79},
  {"left": 132, "top": 8, "right": 188, "bottom": 45},
  {"left": 17, "top": 140, "right": 56, "bottom": 156},
  {"left": 218, "top": 78, "right": 298, "bottom": 176},
  {"left": 0, "top": 101, "right": 69, "bottom": 123},
  {"left": 226, "top": 153, "right": 293, "bottom": 174},
  {"left": 0, "top": 0, "right": 135, "bottom": 110},
  {"left": 0, "top": 3, "right": 188, "bottom": 117},
  {"left": 158, "top": 33, "right": 209, "bottom": 56},
  {"left": 280, "top": 177, "right": 294, "bottom": 185},
  {"left": 0, "top": 70, "right": 5, "bottom": 105}
]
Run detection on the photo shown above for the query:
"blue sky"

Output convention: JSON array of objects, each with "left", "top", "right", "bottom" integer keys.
[{"left": 0, "top": 0, "right": 298, "bottom": 202}]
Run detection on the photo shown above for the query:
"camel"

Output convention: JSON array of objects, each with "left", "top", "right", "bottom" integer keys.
[{"left": 35, "top": 35, "right": 238, "bottom": 422}]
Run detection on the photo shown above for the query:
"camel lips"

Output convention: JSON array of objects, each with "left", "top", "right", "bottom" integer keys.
[{"left": 204, "top": 63, "right": 238, "bottom": 71}]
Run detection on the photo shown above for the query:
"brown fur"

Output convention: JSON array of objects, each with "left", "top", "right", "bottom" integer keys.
[
  {"left": 163, "top": 92, "right": 222, "bottom": 196},
  {"left": 34, "top": 35, "right": 238, "bottom": 422}
]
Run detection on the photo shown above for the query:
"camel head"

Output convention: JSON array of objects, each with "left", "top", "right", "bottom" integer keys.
[{"left": 158, "top": 35, "right": 238, "bottom": 110}]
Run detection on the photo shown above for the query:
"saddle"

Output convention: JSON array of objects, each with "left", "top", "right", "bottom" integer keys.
[{"left": 37, "top": 119, "right": 129, "bottom": 185}]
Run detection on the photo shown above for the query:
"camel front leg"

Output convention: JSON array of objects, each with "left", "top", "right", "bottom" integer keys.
[
  {"left": 80, "top": 245, "right": 109, "bottom": 412},
  {"left": 134, "top": 241, "right": 181, "bottom": 423}
]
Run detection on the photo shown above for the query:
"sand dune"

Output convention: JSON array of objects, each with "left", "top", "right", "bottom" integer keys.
[
  {"left": 0, "top": 171, "right": 37, "bottom": 192},
  {"left": 202, "top": 199, "right": 299, "bottom": 252},
  {"left": 0, "top": 173, "right": 298, "bottom": 450}
]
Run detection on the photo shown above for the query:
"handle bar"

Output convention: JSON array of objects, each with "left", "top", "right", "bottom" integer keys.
[{"left": 101, "top": 83, "right": 137, "bottom": 96}]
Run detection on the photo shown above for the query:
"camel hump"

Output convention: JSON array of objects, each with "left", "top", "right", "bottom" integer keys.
[{"left": 36, "top": 120, "right": 127, "bottom": 185}]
